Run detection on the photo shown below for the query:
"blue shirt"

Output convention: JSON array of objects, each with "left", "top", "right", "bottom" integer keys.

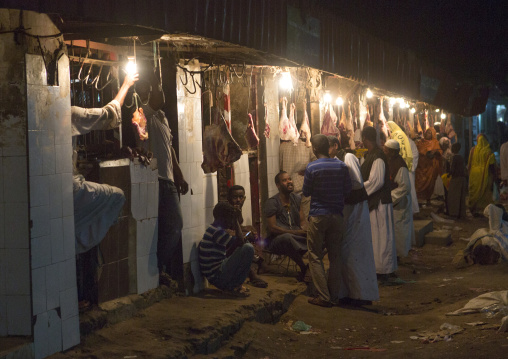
[
  {"left": 302, "top": 157, "right": 352, "bottom": 216},
  {"left": 198, "top": 225, "right": 234, "bottom": 282}
]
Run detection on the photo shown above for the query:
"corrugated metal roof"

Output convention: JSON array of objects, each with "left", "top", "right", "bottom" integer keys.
[{"left": 4, "top": 0, "right": 488, "bottom": 115}]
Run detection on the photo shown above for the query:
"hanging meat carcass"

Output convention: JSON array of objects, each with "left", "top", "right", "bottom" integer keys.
[
  {"left": 378, "top": 98, "right": 389, "bottom": 139},
  {"left": 245, "top": 113, "right": 259, "bottom": 149},
  {"left": 345, "top": 100, "right": 356, "bottom": 149},
  {"left": 299, "top": 107, "right": 312, "bottom": 147},
  {"left": 320, "top": 104, "right": 340, "bottom": 138},
  {"left": 132, "top": 108, "right": 149, "bottom": 141},
  {"left": 279, "top": 97, "right": 297, "bottom": 143},
  {"left": 263, "top": 104, "right": 270, "bottom": 138},
  {"left": 288, "top": 102, "right": 300, "bottom": 145},
  {"left": 201, "top": 107, "right": 243, "bottom": 173}
]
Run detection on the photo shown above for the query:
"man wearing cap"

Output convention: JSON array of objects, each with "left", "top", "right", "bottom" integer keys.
[
  {"left": 384, "top": 139, "right": 414, "bottom": 258},
  {"left": 328, "top": 136, "right": 379, "bottom": 306},
  {"left": 360, "top": 127, "right": 397, "bottom": 278}
]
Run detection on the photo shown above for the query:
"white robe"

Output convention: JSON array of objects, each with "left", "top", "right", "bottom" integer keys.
[
  {"left": 339, "top": 154, "right": 379, "bottom": 301},
  {"left": 391, "top": 166, "right": 414, "bottom": 257},
  {"left": 408, "top": 138, "right": 420, "bottom": 214},
  {"left": 364, "top": 159, "right": 398, "bottom": 274}
]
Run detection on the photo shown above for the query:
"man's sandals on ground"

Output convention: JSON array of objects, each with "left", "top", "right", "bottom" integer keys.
[
  {"left": 248, "top": 278, "right": 268, "bottom": 288},
  {"left": 223, "top": 285, "right": 250, "bottom": 297}
]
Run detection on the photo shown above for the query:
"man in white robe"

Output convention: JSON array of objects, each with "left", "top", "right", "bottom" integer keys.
[
  {"left": 384, "top": 140, "right": 414, "bottom": 258},
  {"left": 407, "top": 136, "right": 420, "bottom": 215},
  {"left": 360, "top": 127, "right": 398, "bottom": 276},
  {"left": 328, "top": 137, "right": 379, "bottom": 304}
]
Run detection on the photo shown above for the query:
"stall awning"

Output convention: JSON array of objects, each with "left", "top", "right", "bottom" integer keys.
[{"left": 5, "top": 0, "right": 489, "bottom": 115}]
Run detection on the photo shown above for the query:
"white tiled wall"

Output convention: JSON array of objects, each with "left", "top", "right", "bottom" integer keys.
[
  {"left": 263, "top": 76, "right": 281, "bottom": 197},
  {"left": 130, "top": 160, "right": 159, "bottom": 294},
  {"left": 177, "top": 62, "right": 216, "bottom": 294},
  {"left": 233, "top": 154, "right": 252, "bottom": 225},
  {"left": 26, "top": 53, "right": 80, "bottom": 358},
  {"left": 0, "top": 9, "right": 31, "bottom": 339}
]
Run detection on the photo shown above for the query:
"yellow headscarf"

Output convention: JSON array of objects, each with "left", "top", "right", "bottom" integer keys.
[
  {"left": 387, "top": 121, "right": 413, "bottom": 170},
  {"left": 468, "top": 134, "right": 495, "bottom": 208}
]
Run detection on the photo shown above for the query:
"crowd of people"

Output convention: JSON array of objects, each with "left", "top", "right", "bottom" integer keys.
[
  {"left": 70, "top": 63, "right": 502, "bottom": 309},
  {"left": 198, "top": 115, "right": 506, "bottom": 308}
]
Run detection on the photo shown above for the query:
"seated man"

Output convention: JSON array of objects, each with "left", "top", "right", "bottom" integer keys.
[
  {"left": 199, "top": 202, "right": 254, "bottom": 296},
  {"left": 227, "top": 185, "right": 268, "bottom": 288},
  {"left": 264, "top": 171, "right": 309, "bottom": 281}
]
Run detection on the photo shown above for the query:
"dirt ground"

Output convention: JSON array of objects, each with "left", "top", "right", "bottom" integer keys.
[{"left": 51, "top": 206, "right": 508, "bottom": 359}]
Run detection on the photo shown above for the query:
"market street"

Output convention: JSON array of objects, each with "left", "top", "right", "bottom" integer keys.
[{"left": 51, "top": 203, "right": 508, "bottom": 359}]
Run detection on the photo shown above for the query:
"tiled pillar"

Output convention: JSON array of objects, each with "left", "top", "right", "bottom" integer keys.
[
  {"left": 0, "top": 9, "right": 31, "bottom": 338},
  {"left": 176, "top": 61, "right": 211, "bottom": 294},
  {"left": 129, "top": 160, "right": 160, "bottom": 294},
  {"left": 263, "top": 77, "right": 281, "bottom": 197},
  {"left": 232, "top": 154, "right": 253, "bottom": 225},
  {"left": 26, "top": 52, "right": 80, "bottom": 358}
]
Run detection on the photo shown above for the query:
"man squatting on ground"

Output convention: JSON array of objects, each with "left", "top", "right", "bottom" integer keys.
[
  {"left": 227, "top": 185, "right": 268, "bottom": 288},
  {"left": 198, "top": 202, "right": 254, "bottom": 296},
  {"left": 303, "top": 134, "right": 352, "bottom": 307}
]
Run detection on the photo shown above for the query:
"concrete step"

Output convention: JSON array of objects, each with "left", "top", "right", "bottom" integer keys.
[
  {"left": 413, "top": 219, "right": 433, "bottom": 247},
  {"left": 424, "top": 230, "right": 452, "bottom": 246}
]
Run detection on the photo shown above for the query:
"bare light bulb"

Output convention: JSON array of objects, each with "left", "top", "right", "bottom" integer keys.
[
  {"left": 324, "top": 92, "right": 332, "bottom": 103},
  {"left": 125, "top": 60, "right": 137, "bottom": 75},
  {"left": 410, "top": 108, "right": 416, "bottom": 114},
  {"left": 336, "top": 97, "right": 344, "bottom": 106},
  {"left": 435, "top": 108, "right": 440, "bottom": 112},
  {"left": 440, "top": 113, "right": 446, "bottom": 120},
  {"left": 389, "top": 97, "right": 396, "bottom": 107},
  {"left": 366, "top": 89, "right": 373, "bottom": 98},
  {"left": 279, "top": 72, "right": 293, "bottom": 91}
]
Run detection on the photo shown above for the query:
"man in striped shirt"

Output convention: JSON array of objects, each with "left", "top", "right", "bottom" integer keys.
[
  {"left": 199, "top": 202, "right": 254, "bottom": 295},
  {"left": 303, "top": 134, "right": 352, "bottom": 307}
]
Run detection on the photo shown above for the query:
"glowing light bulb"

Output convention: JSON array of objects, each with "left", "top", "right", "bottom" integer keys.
[
  {"left": 336, "top": 97, "right": 344, "bottom": 106},
  {"left": 324, "top": 92, "right": 332, "bottom": 103},
  {"left": 398, "top": 98, "right": 405, "bottom": 106},
  {"left": 279, "top": 72, "right": 293, "bottom": 91},
  {"left": 440, "top": 113, "right": 446, "bottom": 120},
  {"left": 389, "top": 97, "right": 396, "bottom": 107},
  {"left": 435, "top": 108, "right": 440, "bottom": 112},
  {"left": 366, "top": 89, "right": 373, "bottom": 99},
  {"left": 410, "top": 108, "right": 416, "bottom": 114},
  {"left": 125, "top": 60, "right": 137, "bottom": 75}
]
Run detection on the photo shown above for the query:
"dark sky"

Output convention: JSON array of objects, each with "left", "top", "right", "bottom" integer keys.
[{"left": 317, "top": 0, "right": 508, "bottom": 90}]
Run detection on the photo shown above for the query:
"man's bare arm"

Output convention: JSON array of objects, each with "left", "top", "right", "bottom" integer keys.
[{"left": 266, "top": 215, "right": 306, "bottom": 237}]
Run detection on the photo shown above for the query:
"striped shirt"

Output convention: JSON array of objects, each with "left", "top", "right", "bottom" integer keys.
[
  {"left": 302, "top": 158, "right": 352, "bottom": 216},
  {"left": 198, "top": 225, "right": 234, "bottom": 281}
]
